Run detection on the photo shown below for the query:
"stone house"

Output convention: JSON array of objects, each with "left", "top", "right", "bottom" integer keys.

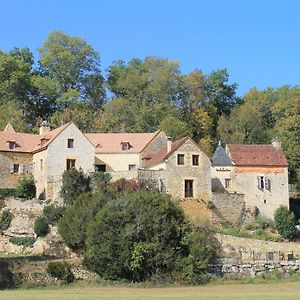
[
  {"left": 212, "top": 141, "right": 289, "bottom": 219},
  {"left": 0, "top": 122, "right": 211, "bottom": 204}
]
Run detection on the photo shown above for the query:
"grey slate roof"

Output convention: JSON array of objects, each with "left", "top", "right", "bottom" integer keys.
[{"left": 212, "top": 143, "right": 232, "bottom": 166}]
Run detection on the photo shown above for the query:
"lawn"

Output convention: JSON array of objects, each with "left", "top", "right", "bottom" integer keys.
[{"left": 1, "top": 282, "right": 300, "bottom": 300}]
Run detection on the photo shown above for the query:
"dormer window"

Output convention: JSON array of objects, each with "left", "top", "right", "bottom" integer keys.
[
  {"left": 8, "top": 141, "right": 15, "bottom": 150},
  {"left": 121, "top": 141, "right": 130, "bottom": 151}
]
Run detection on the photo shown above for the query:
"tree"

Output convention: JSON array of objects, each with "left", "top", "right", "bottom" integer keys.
[
  {"left": 60, "top": 168, "right": 90, "bottom": 205},
  {"left": 39, "top": 30, "right": 105, "bottom": 109},
  {"left": 274, "top": 206, "right": 296, "bottom": 239},
  {"left": 58, "top": 192, "right": 108, "bottom": 249},
  {"left": 159, "top": 115, "right": 191, "bottom": 140},
  {"left": 84, "top": 189, "right": 187, "bottom": 281}
]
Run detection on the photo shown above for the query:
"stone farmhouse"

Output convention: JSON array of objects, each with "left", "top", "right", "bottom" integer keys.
[
  {"left": 211, "top": 141, "right": 289, "bottom": 219},
  {"left": 0, "top": 122, "right": 211, "bottom": 204}
]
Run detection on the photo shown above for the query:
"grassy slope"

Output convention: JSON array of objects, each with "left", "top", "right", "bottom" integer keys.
[{"left": 1, "top": 282, "right": 300, "bottom": 300}]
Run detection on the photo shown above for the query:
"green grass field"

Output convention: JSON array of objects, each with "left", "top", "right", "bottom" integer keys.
[{"left": 1, "top": 282, "right": 300, "bottom": 300}]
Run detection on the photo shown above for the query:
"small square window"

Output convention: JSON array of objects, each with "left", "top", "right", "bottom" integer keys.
[
  {"left": 177, "top": 154, "right": 184, "bottom": 165},
  {"left": 8, "top": 142, "right": 15, "bottom": 150},
  {"left": 192, "top": 155, "right": 199, "bottom": 166},
  {"left": 129, "top": 164, "right": 136, "bottom": 171},
  {"left": 67, "top": 139, "right": 74, "bottom": 148},
  {"left": 121, "top": 142, "right": 130, "bottom": 151}
]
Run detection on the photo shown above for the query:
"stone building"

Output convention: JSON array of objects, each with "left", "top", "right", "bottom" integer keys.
[
  {"left": 0, "top": 122, "right": 211, "bottom": 204},
  {"left": 212, "top": 141, "right": 289, "bottom": 219}
]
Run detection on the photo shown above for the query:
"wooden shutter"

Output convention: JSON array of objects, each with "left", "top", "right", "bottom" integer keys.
[{"left": 10, "top": 164, "right": 14, "bottom": 174}]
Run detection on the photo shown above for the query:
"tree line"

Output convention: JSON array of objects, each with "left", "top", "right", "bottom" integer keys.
[{"left": 0, "top": 30, "right": 299, "bottom": 186}]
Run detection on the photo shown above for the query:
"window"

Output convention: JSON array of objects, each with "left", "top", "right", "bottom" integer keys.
[
  {"left": 40, "top": 159, "right": 43, "bottom": 171},
  {"left": 121, "top": 142, "right": 130, "bottom": 151},
  {"left": 225, "top": 178, "right": 231, "bottom": 188},
  {"left": 95, "top": 164, "right": 106, "bottom": 172},
  {"left": 8, "top": 142, "right": 15, "bottom": 150},
  {"left": 177, "top": 154, "right": 185, "bottom": 165},
  {"left": 192, "top": 155, "right": 199, "bottom": 166},
  {"left": 128, "top": 164, "right": 137, "bottom": 171},
  {"left": 13, "top": 164, "right": 19, "bottom": 173},
  {"left": 66, "top": 159, "right": 76, "bottom": 170},
  {"left": 257, "top": 176, "right": 264, "bottom": 189},
  {"left": 257, "top": 176, "right": 271, "bottom": 191},
  {"left": 67, "top": 139, "right": 74, "bottom": 148}
]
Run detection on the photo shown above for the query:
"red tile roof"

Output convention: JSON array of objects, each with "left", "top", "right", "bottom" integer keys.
[
  {"left": 143, "top": 137, "right": 190, "bottom": 168},
  {"left": 226, "top": 144, "right": 288, "bottom": 167},
  {"left": 0, "top": 123, "right": 71, "bottom": 153},
  {"left": 85, "top": 131, "right": 161, "bottom": 153}
]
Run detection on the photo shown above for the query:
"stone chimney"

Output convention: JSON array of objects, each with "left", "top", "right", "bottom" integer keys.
[
  {"left": 39, "top": 121, "right": 50, "bottom": 136},
  {"left": 271, "top": 137, "right": 281, "bottom": 149},
  {"left": 167, "top": 136, "right": 172, "bottom": 153}
]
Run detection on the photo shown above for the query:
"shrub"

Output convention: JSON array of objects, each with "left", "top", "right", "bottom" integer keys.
[
  {"left": 0, "top": 210, "right": 12, "bottom": 232},
  {"left": 58, "top": 192, "right": 108, "bottom": 249},
  {"left": 90, "top": 171, "right": 111, "bottom": 192},
  {"left": 9, "top": 236, "right": 36, "bottom": 247},
  {"left": 43, "top": 204, "right": 66, "bottom": 225},
  {"left": 46, "top": 261, "right": 74, "bottom": 284},
  {"left": 34, "top": 216, "right": 49, "bottom": 237},
  {"left": 0, "top": 188, "right": 15, "bottom": 199},
  {"left": 84, "top": 189, "right": 214, "bottom": 283},
  {"left": 15, "top": 176, "right": 36, "bottom": 199},
  {"left": 60, "top": 168, "right": 90, "bottom": 205},
  {"left": 274, "top": 206, "right": 296, "bottom": 239}
]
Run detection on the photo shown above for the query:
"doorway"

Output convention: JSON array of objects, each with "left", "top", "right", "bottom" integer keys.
[{"left": 185, "top": 180, "right": 194, "bottom": 198}]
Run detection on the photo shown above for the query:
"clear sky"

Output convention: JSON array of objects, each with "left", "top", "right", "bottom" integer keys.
[{"left": 1, "top": 0, "right": 299, "bottom": 95}]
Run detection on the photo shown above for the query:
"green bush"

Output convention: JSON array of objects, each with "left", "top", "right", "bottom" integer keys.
[
  {"left": 9, "top": 236, "right": 36, "bottom": 247},
  {"left": 15, "top": 176, "right": 36, "bottom": 199},
  {"left": 90, "top": 171, "right": 111, "bottom": 192},
  {"left": 34, "top": 216, "right": 49, "bottom": 237},
  {"left": 58, "top": 192, "right": 108, "bottom": 249},
  {"left": 84, "top": 189, "right": 216, "bottom": 283},
  {"left": 46, "top": 261, "right": 74, "bottom": 284},
  {"left": 0, "top": 210, "right": 12, "bottom": 232},
  {"left": 43, "top": 204, "right": 66, "bottom": 225},
  {"left": 60, "top": 168, "right": 91, "bottom": 205},
  {"left": 0, "top": 188, "right": 15, "bottom": 199},
  {"left": 274, "top": 206, "right": 296, "bottom": 239}
]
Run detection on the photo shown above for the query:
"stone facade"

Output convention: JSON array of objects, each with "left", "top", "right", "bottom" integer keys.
[
  {"left": 0, "top": 152, "right": 33, "bottom": 188},
  {"left": 165, "top": 139, "right": 211, "bottom": 203},
  {"left": 33, "top": 123, "right": 95, "bottom": 202}
]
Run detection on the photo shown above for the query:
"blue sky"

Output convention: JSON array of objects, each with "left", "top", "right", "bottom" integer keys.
[{"left": 1, "top": 0, "right": 299, "bottom": 95}]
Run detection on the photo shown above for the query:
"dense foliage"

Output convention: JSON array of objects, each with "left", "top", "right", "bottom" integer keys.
[
  {"left": 43, "top": 204, "right": 66, "bottom": 225},
  {"left": 46, "top": 261, "right": 74, "bottom": 284},
  {"left": 84, "top": 189, "right": 217, "bottom": 282},
  {"left": 9, "top": 236, "right": 36, "bottom": 247},
  {"left": 15, "top": 176, "right": 36, "bottom": 199},
  {"left": 34, "top": 216, "right": 49, "bottom": 237},
  {"left": 0, "top": 188, "right": 15, "bottom": 200},
  {"left": 58, "top": 192, "right": 109, "bottom": 249},
  {"left": 60, "top": 168, "right": 90, "bottom": 205},
  {"left": 274, "top": 206, "right": 297, "bottom": 239},
  {"left": 0, "top": 210, "right": 12, "bottom": 232}
]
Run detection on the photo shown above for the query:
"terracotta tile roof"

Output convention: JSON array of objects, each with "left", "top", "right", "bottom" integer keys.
[
  {"left": 32, "top": 123, "right": 71, "bottom": 152},
  {"left": 226, "top": 144, "right": 288, "bottom": 167},
  {"left": 143, "top": 137, "right": 189, "bottom": 168},
  {"left": 0, "top": 131, "right": 40, "bottom": 153},
  {"left": 85, "top": 131, "right": 161, "bottom": 153},
  {"left": 0, "top": 123, "right": 71, "bottom": 153}
]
